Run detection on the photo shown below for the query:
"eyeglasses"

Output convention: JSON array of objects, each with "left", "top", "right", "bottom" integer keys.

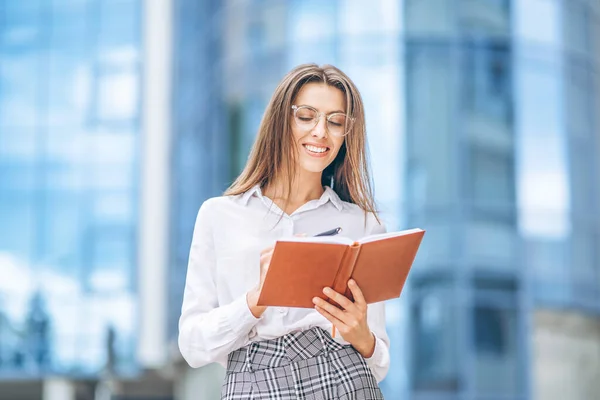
[{"left": 291, "top": 105, "right": 354, "bottom": 137}]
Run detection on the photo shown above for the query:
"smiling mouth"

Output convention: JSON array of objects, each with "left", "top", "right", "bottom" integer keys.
[{"left": 302, "top": 144, "right": 330, "bottom": 154}]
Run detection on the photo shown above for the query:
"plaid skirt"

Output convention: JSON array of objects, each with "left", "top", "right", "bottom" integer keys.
[{"left": 221, "top": 327, "right": 384, "bottom": 399}]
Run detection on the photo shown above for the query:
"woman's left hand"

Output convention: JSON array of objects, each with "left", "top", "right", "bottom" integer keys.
[{"left": 313, "top": 279, "right": 375, "bottom": 358}]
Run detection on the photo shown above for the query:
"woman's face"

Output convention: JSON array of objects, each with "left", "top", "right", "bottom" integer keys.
[{"left": 290, "top": 82, "right": 347, "bottom": 175}]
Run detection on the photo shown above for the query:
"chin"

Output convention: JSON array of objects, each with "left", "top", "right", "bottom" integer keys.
[{"left": 299, "top": 160, "right": 330, "bottom": 174}]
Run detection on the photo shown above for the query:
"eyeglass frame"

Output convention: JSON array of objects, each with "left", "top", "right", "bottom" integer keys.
[{"left": 291, "top": 104, "right": 355, "bottom": 137}]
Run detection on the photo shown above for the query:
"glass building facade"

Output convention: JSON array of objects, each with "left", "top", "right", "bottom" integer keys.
[
  {"left": 404, "top": 2, "right": 524, "bottom": 397},
  {"left": 0, "top": 0, "right": 141, "bottom": 378}
]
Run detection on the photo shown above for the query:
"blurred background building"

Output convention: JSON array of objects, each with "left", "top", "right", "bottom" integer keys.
[{"left": 0, "top": 0, "right": 599, "bottom": 399}]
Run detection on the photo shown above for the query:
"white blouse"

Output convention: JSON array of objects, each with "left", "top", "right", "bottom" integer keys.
[{"left": 178, "top": 185, "right": 391, "bottom": 382}]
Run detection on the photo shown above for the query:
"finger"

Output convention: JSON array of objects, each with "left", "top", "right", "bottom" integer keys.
[
  {"left": 260, "top": 253, "right": 273, "bottom": 267},
  {"left": 260, "top": 246, "right": 274, "bottom": 255},
  {"left": 314, "top": 305, "right": 346, "bottom": 331},
  {"left": 313, "top": 296, "right": 351, "bottom": 323},
  {"left": 347, "top": 279, "right": 367, "bottom": 307},
  {"left": 322, "top": 287, "right": 357, "bottom": 312},
  {"left": 260, "top": 246, "right": 275, "bottom": 259}
]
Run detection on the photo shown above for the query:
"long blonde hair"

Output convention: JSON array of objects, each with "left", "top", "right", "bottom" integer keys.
[{"left": 225, "top": 63, "right": 378, "bottom": 220}]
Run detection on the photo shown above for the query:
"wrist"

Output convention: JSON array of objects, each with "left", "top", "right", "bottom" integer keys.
[{"left": 355, "top": 332, "right": 376, "bottom": 358}]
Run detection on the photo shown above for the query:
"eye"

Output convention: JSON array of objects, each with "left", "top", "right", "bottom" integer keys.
[
  {"left": 328, "top": 114, "right": 346, "bottom": 127},
  {"left": 296, "top": 108, "right": 317, "bottom": 122}
]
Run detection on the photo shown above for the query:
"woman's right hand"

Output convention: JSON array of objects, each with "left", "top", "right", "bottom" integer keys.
[{"left": 246, "top": 245, "right": 275, "bottom": 318}]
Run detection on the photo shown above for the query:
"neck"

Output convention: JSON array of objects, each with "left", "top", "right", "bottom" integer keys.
[{"left": 264, "top": 170, "right": 324, "bottom": 205}]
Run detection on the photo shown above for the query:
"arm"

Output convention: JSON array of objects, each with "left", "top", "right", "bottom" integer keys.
[
  {"left": 362, "top": 215, "right": 391, "bottom": 381},
  {"left": 178, "top": 200, "right": 261, "bottom": 368},
  {"left": 363, "top": 301, "right": 391, "bottom": 382}
]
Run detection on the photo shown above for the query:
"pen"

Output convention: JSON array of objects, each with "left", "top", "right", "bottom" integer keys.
[{"left": 314, "top": 227, "right": 342, "bottom": 237}]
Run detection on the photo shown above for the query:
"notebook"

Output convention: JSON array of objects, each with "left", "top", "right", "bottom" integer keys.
[{"left": 257, "top": 228, "right": 425, "bottom": 308}]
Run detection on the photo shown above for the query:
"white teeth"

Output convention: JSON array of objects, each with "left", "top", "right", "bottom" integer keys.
[{"left": 304, "top": 145, "right": 328, "bottom": 153}]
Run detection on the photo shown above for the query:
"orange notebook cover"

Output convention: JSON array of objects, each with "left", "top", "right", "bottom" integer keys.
[{"left": 257, "top": 228, "right": 425, "bottom": 308}]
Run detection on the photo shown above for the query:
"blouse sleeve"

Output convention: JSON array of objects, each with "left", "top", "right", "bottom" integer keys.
[{"left": 178, "top": 200, "right": 261, "bottom": 368}]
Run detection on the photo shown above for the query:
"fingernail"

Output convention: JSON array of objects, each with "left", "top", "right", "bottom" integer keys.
[
  {"left": 323, "top": 287, "right": 331, "bottom": 294},
  {"left": 349, "top": 279, "right": 355, "bottom": 286},
  {"left": 312, "top": 297, "right": 319, "bottom": 304}
]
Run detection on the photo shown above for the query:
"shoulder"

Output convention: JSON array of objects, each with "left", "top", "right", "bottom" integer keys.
[
  {"left": 338, "top": 200, "right": 386, "bottom": 235},
  {"left": 199, "top": 195, "right": 237, "bottom": 210},
  {"left": 366, "top": 211, "right": 386, "bottom": 235},
  {"left": 326, "top": 188, "right": 380, "bottom": 226},
  {"left": 195, "top": 195, "right": 242, "bottom": 223}
]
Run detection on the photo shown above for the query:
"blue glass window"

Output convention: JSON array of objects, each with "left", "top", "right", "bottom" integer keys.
[{"left": 0, "top": 0, "right": 141, "bottom": 377}]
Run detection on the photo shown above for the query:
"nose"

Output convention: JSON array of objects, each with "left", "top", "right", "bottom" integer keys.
[{"left": 311, "top": 114, "right": 327, "bottom": 139}]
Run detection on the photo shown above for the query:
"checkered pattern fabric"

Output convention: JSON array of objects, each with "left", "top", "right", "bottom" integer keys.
[{"left": 221, "top": 327, "right": 384, "bottom": 399}]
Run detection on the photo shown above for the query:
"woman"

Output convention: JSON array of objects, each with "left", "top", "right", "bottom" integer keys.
[{"left": 178, "top": 63, "right": 389, "bottom": 399}]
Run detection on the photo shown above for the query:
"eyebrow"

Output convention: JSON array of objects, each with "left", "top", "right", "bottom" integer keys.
[{"left": 302, "top": 104, "right": 346, "bottom": 114}]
